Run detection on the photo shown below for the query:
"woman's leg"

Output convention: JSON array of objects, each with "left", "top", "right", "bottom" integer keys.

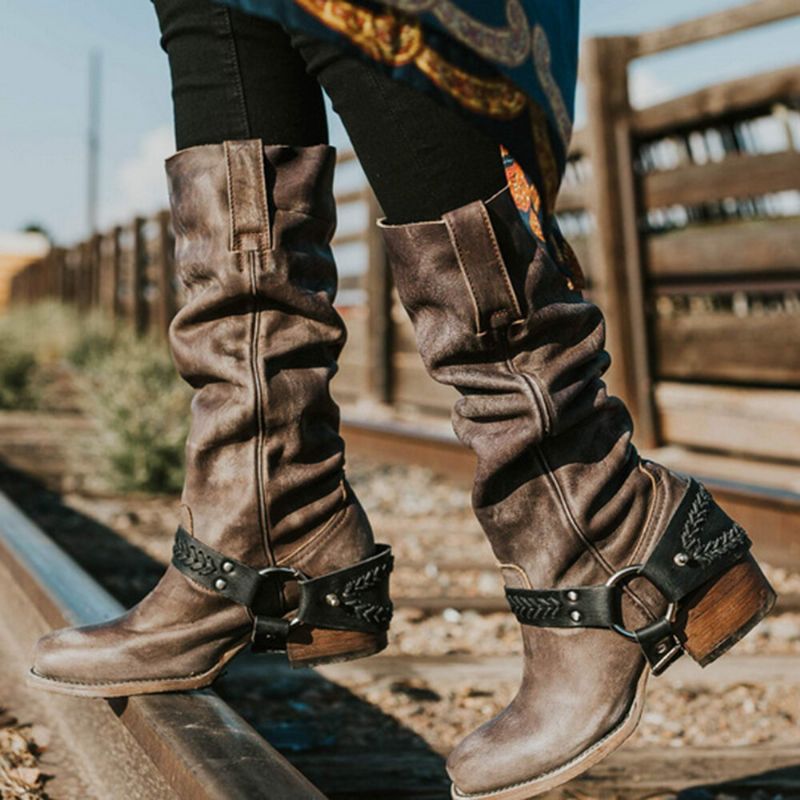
[
  {"left": 157, "top": 0, "right": 507, "bottom": 222},
  {"left": 153, "top": 0, "right": 327, "bottom": 147},
  {"left": 290, "top": 32, "right": 507, "bottom": 224}
]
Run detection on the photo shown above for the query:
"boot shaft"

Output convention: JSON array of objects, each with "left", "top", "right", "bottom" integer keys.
[
  {"left": 380, "top": 188, "right": 664, "bottom": 594},
  {"left": 166, "top": 142, "right": 368, "bottom": 569}
]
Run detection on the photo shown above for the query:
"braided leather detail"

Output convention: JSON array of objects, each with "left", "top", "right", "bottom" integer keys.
[
  {"left": 692, "top": 522, "right": 750, "bottom": 567},
  {"left": 680, "top": 484, "right": 711, "bottom": 555},
  {"left": 507, "top": 594, "right": 561, "bottom": 621},
  {"left": 341, "top": 558, "right": 394, "bottom": 626},
  {"left": 681, "top": 484, "right": 750, "bottom": 567},
  {"left": 173, "top": 534, "right": 219, "bottom": 577}
]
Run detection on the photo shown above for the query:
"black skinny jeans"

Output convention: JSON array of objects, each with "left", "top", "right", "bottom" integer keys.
[{"left": 152, "top": 0, "right": 506, "bottom": 223}]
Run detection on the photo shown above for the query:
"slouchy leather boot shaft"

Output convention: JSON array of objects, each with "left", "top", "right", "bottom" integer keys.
[
  {"left": 381, "top": 188, "right": 772, "bottom": 798},
  {"left": 381, "top": 190, "right": 669, "bottom": 605},
  {"left": 167, "top": 141, "right": 368, "bottom": 570}
]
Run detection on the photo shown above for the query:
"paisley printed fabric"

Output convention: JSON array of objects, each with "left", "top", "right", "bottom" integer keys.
[{"left": 217, "top": 0, "right": 580, "bottom": 279}]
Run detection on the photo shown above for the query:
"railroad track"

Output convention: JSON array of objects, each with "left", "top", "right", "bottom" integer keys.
[
  {"left": 0, "top": 491, "right": 324, "bottom": 800},
  {"left": 1, "top": 410, "right": 799, "bottom": 798},
  {"left": 341, "top": 414, "right": 800, "bottom": 570}
]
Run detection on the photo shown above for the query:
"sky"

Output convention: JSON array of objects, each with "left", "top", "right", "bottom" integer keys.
[{"left": 2, "top": 0, "right": 799, "bottom": 244}]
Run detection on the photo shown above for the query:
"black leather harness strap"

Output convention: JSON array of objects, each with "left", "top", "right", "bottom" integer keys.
[
  {"left": 171, "top": 526, "right": 393, "bottom": 652},
  {"left": 506, "top": 480, "right": 751, "bottom": 675}
]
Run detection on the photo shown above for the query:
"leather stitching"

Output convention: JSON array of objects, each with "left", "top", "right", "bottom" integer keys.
[
  {"left": 224, "top": 142, "right": 238, "bottom": 253},
  {"left": 279, "top": 485, "right": 350, "bottom": 567},
  {"left": 341, "top": 559, "right": 394, "bottom": 625},
  {"left": 445, "top": 216, "right": 485, "bottom": 334},
  {"left": 247, "top": 249, "right": 273, "bottom": 566},
  {"left": 498, "top": 562, "right": 532, "bottom": 590},
  {"left": 477, "top": 202, "right": 522, "bottom": 320}
]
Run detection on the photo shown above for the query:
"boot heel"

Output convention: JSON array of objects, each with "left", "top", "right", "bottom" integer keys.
[
  {"left": 677, "top": 553, "right": 776, "bottom": 667},
  {"left": 286, "top": 626, "right": 387, "bottom": 668}
]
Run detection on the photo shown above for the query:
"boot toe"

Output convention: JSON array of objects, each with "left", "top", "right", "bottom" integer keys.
[
  {"left": 32, "top": 625, "right": 100, "bottom": 683},
  {"left": 447, "top": 713, "right": 533, "bottom": 796}
]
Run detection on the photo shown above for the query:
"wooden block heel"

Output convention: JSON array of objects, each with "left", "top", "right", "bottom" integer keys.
[
  {"left": 677, "top": 553, "right": 776, "bottom": 667},
  {"left": 286, "top": 626, "right": 388, "bottom": 668}
]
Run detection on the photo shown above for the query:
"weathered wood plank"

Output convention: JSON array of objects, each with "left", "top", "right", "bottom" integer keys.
[
  {"left": 655, "top": 382, "right": 800, "bottom": 462},
  {"left": 647, "top": 445, "right": 800, "bottom": 494},
  {"left": 392, "top": 353, "right": 457, "bottom": 415},
  {"left": 335, "top": 149, "right": 358, "bottom": 166},
  {"left": 567, "top": 126, "right": 590, "bottom": 158},
  {"left": 630, "top": 0, "right": 800, "bottom": 58},
  {"left": 335, "top": 187, "right": 368, "bottom": 206},
  {"left": 554, "top": 182, "right": 589, "bottom": 214},
  {"left": 342, "top": 414, "right": 472, "bottom": 480},
  {"left": 563, "top": 234, "right": 594, "bottom": 285},
  {"left": 655, "top": 309, "right": 800, "bottom": 384},
  {"left": 366, "top": 192, "right": 394, "bottom": 404},
  {"left": 332, "top": 230, "right": 367, "bottom": 247},
  {"left": 646, "top": 217, "right": 800, "bottom": 278},
  {"left": 631, "top": 64, "right": 800, "bottom": 136},
  {"left": 643, "top": 151, "right": 800, "bottom": 209},
  {"left": 582, "top": 36, "right": 650, "bottom": 430}
]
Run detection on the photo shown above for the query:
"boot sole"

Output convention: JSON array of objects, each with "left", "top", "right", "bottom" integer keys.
[
  {"left": 26, "top": 636, "right": 252, "bottom": 698},
  {"left": 451, "top": 553, "right": 776, "bottom": 800},
  {"left": 27, "top": 628, "right": 389, "bottom": 698}
]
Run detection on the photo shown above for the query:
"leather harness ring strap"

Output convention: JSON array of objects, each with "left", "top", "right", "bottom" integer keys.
[
  {"left": 506, "top": 480, "right": 752, "bottom": 675},
  {"left": 171, "top": 526, "right": 394, "bottom": 652}
]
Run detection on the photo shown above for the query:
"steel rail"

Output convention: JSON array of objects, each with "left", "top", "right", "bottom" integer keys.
[
  {"left": 0, "top": 490, "right": 325, "bottom": 800},
  {"left": 341, "top": 414, "right": 800, "bottom": 570}
]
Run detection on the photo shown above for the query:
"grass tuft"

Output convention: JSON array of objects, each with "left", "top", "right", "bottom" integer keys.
[{"left": 0, "top": 303, "right": 190, "bottom": 493}]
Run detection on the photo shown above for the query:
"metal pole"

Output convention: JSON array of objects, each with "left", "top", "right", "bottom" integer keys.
[{"left": 87, "top": 49, "right": 102, "bottom": 235}]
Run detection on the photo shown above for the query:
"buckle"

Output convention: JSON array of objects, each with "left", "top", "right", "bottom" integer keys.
[
  {"left": 255, "top": 565, "right": 307, "bottom": 629},
  {"left": 604, "top": 564, "right": 677, "bottom": 639},
  {"left": 605, "top": 564, "right": 683, "bottom": 674}
]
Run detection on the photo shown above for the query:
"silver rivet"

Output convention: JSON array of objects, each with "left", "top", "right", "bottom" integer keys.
[
  {"left": 221, "top": 561, "right": 235, "bottom": 573},
  {"left": 566, "top": 590, "right": 579, "bottom": 602},
  {"left": 673, "top": 552, "right": 689, "bottom": 567},
  {"left": 656, "top": 642, "right": 669, "bottom": 655},
  {"left": 325, "top": 593, "right": 340, "bottom": 607},
  {"left": 214, "top": 578, "right": 227, "bottom": 591},
  {"left": 570, "top": 610, "right": 582, "bottom": 623}
]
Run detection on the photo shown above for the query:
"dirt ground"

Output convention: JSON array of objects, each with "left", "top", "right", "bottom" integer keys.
[{"left": 0, "top": 409, "right": 798, "bottom": 799}]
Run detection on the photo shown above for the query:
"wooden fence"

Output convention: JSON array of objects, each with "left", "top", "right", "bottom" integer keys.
[
  {"left": 11, "top": 212, "right": 177, "bottom": 337},
  {"left": 9, "top": 0, "right": 800, "bottom": 484}
]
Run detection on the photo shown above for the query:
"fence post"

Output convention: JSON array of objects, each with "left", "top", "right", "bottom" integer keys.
[
  {"left": 89, "top": 233, "right": 102, "bottom": 308},
  {"left": 53, "top": 247, "right": 66, "bottom": 302},
  {"left": 365, "top": 191, "right": 393, "bottom": 405},
  {"left": 76, "top": 241, "right": 90, "bottom": 311},
  {"left": 131, "top": 216, "right": 147, "bottom": 334},
  {"left": 582, "top": 35, "right": 657, "bottom": 447},
  {"left": 99, "top": 227, "right": 122, "bottom": 320},
  {"left": 155, "top": 210, "right": 176, "bottom": 336}
]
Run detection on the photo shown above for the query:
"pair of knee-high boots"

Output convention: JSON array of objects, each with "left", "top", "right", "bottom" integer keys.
[{"left": 30, "top": 141, "right": 775, "bottom": 799}]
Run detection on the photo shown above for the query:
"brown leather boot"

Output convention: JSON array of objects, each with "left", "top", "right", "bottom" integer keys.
[
  {"left": 380, "top": 188, "right": 775, "bottom": 799},
  {"left": 29, "top": 141, "right": 392, "bottom": 698}
]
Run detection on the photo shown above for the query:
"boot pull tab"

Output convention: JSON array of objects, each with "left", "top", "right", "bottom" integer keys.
[
  {"left": 443, "top": 199, "right": 523, "bottom": 337},
  {"left": 224, "top": 140, "right": 271, "bottom": 253}
]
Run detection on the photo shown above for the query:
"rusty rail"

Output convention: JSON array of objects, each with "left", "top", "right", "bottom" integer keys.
[
  {"left": 0, "top": 490, "right": 325, "bottom": 800},
  {"left": 340, "top": 414, "right": 800, "bottom": 571}
]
